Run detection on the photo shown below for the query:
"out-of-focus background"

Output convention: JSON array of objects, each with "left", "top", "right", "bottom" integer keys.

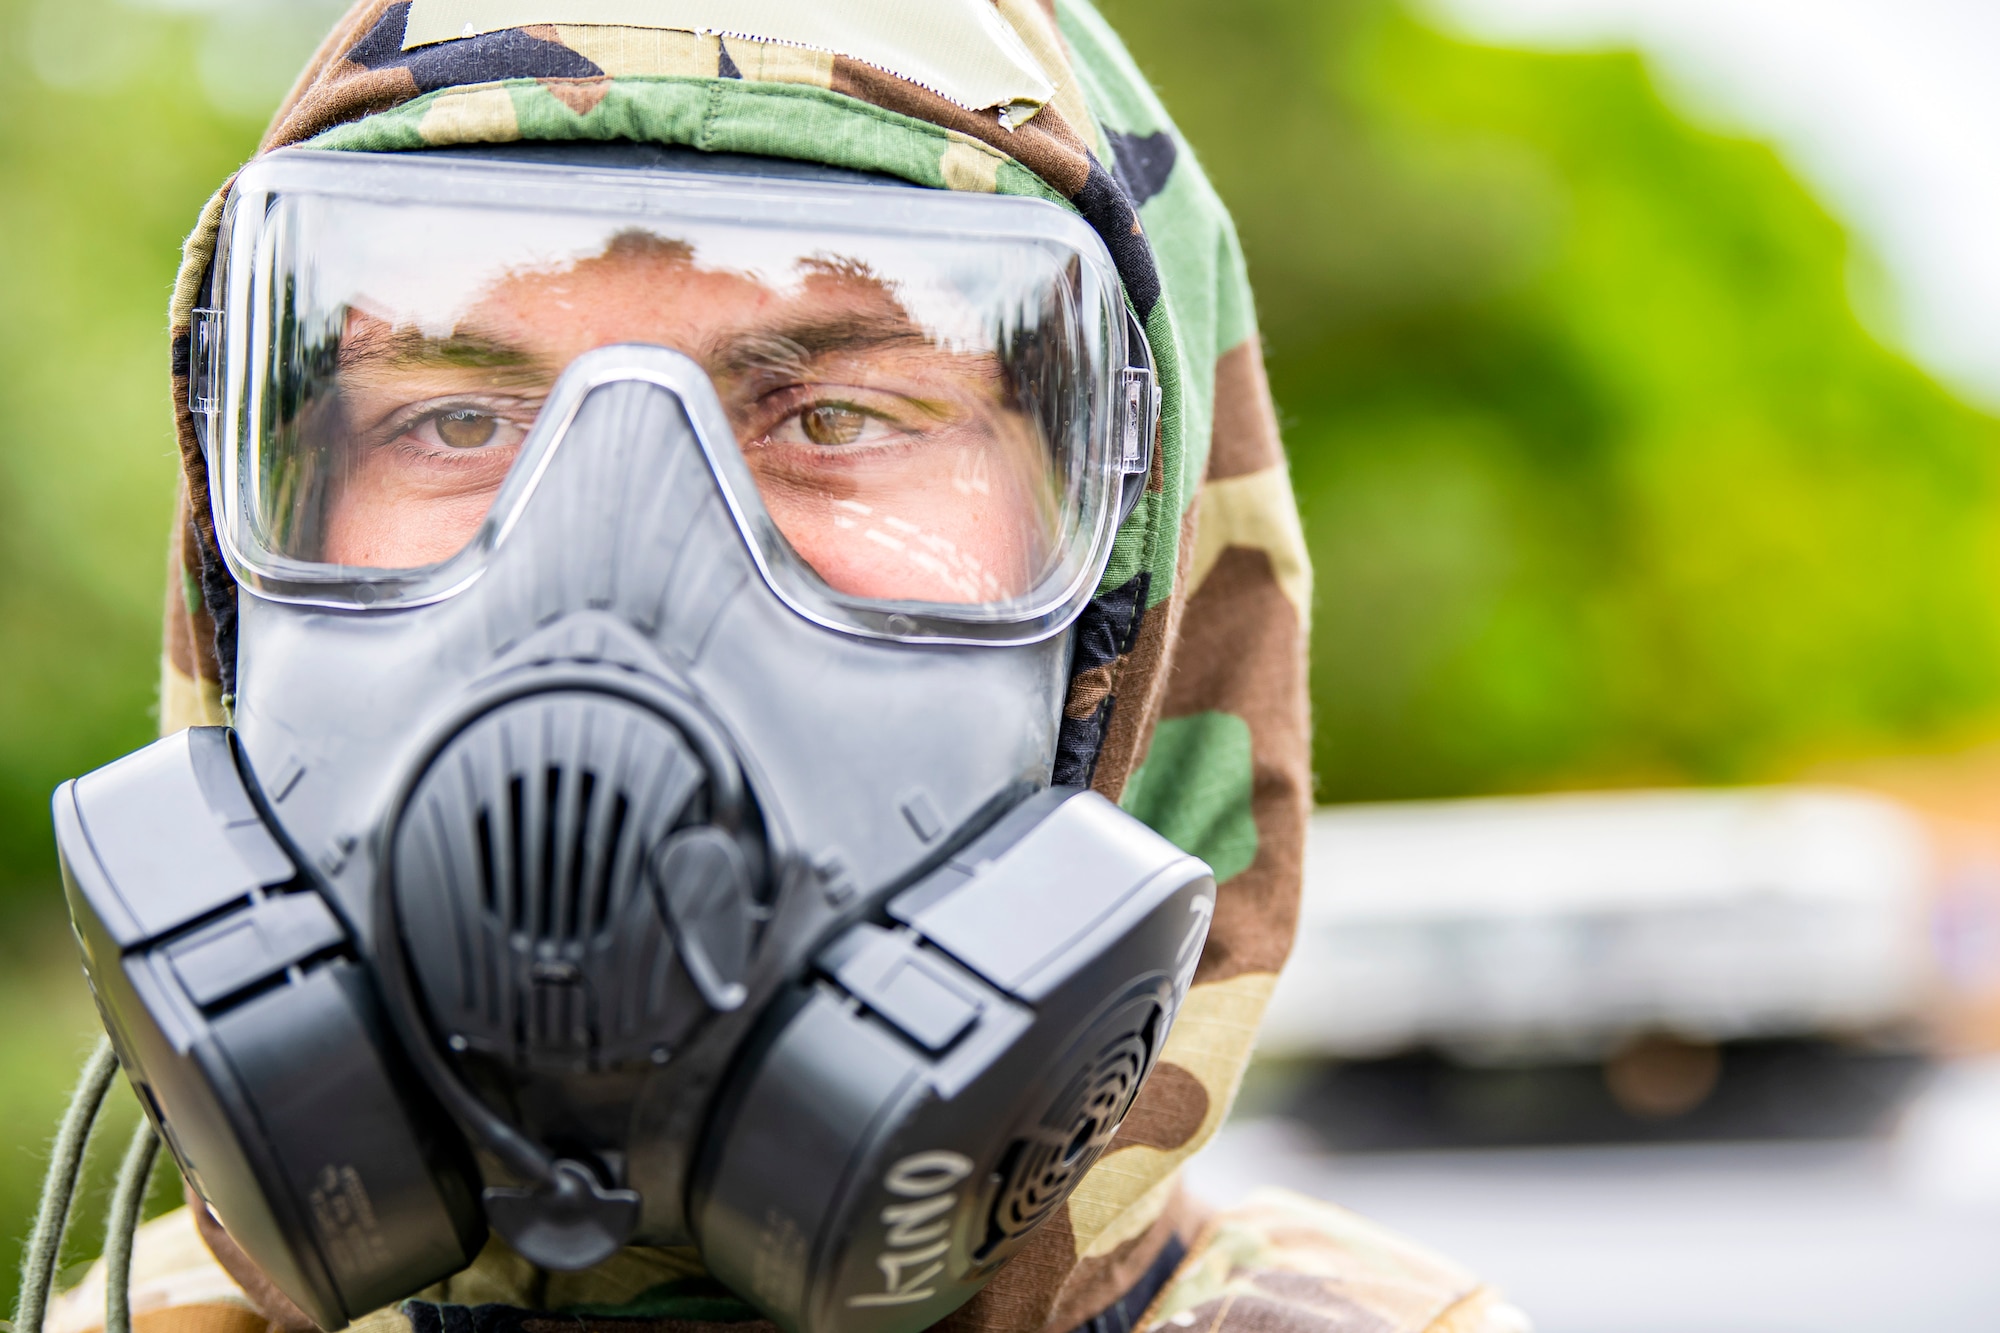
[{"left": 5, "top": 0, "right": 2000, "bottom": 1327}]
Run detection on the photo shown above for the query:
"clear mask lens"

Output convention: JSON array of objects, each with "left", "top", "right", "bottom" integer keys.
[{"left": 211, "top": 151, "right": 1136, "bottom": 641}]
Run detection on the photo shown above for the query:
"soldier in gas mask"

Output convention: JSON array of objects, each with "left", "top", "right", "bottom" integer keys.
[{"left": 25, "top": 5, "right": 1524, "bottom": 1333}]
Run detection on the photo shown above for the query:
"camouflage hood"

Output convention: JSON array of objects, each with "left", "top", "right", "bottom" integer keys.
[{"left": 157, "top": 4, "right": 1312, "bottom": 1332}]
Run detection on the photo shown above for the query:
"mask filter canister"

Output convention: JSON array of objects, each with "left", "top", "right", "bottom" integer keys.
[{"left": 694, "top": 787, "right": 1213, "bottom": 1333}]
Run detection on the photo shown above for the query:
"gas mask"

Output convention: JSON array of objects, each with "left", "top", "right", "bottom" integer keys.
[{"left": 54, "top": 146, "right": 1212, "bottom": 1333}]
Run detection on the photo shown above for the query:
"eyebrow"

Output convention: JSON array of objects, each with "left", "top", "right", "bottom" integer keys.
[
  {"left": 336, "top": 324, "right": 547, "bottom": 382},
  {"left": 709, "top": 315, "right": 939, "bottom": 381},
  {"left": 334, "top": 307, "right": 972, "bottom": 395}
]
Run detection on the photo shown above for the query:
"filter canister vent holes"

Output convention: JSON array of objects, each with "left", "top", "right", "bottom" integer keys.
[{"left": 979, "top": 999, "right": 1160, "bottom": 1257}]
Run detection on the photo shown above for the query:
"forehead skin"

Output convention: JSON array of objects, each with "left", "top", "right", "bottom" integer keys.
[
  {"left": 336, "top": 235, "right": 991, "bottom": 411},
  {"left": 479, "top": 236, "right": 938, "bottom": 383}
]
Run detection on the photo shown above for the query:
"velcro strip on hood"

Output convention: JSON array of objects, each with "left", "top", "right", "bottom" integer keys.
[{"left": 400, "top": 0, "right": 1055, "bottom": 116}]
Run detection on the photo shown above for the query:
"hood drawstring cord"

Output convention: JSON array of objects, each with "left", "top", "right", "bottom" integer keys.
[
  {"left": 104, "top": 1118, "right": 162, "bottom": 1333},
  {"left": 11, "top": 1041, "right": 160, "bottom": 1333},
  {"left": 13, "top": 1039, "right": 119, "bottom": 1333}
]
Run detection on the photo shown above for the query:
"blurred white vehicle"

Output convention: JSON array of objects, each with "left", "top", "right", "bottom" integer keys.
[{"left": 1258, "top": 788, "right": 1936, "bottom": 1061}]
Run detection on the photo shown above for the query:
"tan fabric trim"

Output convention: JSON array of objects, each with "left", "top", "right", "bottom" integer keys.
[
  {"left": 172, "top": 329, "right": 230, "bottom": 699},
  {"left": 346, "top": 1303, "right": 419, "bottom": 1333}
]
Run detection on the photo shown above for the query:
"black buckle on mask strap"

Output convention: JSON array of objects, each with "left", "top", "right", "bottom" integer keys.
[{"left": 481, "top": 1162, "right": 645, "bottom": 1271}]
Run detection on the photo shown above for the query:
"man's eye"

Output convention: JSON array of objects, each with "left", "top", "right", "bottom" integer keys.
[
  {"left": 436, "top": 408, "right": 501, "bottom": 450},
  {"left": 800, "top": 404, "right": 868, "bottom": 447}
]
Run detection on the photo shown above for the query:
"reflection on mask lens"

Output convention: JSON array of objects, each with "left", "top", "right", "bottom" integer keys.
[{"left": 250, "top": 197, "right": 1094, "bottom": 612}]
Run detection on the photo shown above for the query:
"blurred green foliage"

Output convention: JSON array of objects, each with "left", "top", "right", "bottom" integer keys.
[
  {"left": 0, "top": 0, "right": 263, "bottom": 899},
  {"left": 8, "top": 0, "right": 2000, "bottom": 1311},
  {"left": 1099, "top": 0, "right": 2000, "bottom": 799},
  {"left": 0, "top": 0, "right": 318, "bottom": 1311}
]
